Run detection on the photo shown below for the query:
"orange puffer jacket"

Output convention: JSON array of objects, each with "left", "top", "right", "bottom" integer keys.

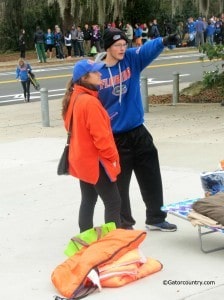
[
  {"left": 64, "top": 85, "right": 120, "bottom": 184},
  {"left": 99, "top": 248, "right": 162, "bottom": 287},
  {"left": 51, "top": 229, "right": 162, "bottom": 299}
]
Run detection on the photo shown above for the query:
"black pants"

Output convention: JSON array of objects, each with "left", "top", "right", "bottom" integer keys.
[
  {"left": 56, "top": 43, "right": 64, "bottom": 59},
  {"left": 21, "top": 79, "right": 30, "bottom": 101},
  {"left": 79, "top": 164, "right": 121, "bottom": 232},
  {"left": 66, "top": 46, "right": 72, "bottom": 57},
  {"left": 71, "top": 40, "right": 79, "bottom": 56},
  {"left": 20, "top": 45, "right": 25, "bottom": 58},
  {"left": 114, "top": 125, "right": 167, "bottom": 228}
]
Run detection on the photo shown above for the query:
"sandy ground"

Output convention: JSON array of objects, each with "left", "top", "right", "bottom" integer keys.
[{"left": 1, "top": 99, "right": 223, "bottom": 171}]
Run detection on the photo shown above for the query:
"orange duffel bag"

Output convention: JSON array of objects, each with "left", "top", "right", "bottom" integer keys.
[{"left": 51, "top": 229, "right": 162, "bottom": 299}]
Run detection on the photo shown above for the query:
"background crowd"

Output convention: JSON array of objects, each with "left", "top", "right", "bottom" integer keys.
[{"left": 18, "top": 13, "right": 224, "bottom": 61}]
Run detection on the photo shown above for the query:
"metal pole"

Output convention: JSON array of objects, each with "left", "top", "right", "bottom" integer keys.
[
  {"left": 172, "top": 72, "right": 179, "bottom": 106},
  {"left": 40, "top": 88, "right": 50, "bottom": 127},
  {"left": 140, "top": 76, "right": 149, "bottom": 113}
]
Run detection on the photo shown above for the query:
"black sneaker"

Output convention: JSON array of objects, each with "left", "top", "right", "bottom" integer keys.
[{"left": 146, "top": 221, "right": 177, "bottom": 232}]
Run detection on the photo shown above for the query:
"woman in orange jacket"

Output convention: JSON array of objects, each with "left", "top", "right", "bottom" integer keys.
[{"left": 62, "top": 59, "right": 121, "bottom": 232}]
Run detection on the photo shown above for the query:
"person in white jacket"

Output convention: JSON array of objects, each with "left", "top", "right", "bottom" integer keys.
[{"left": 64, "top": 30, "right": 72, "bottom": 59}]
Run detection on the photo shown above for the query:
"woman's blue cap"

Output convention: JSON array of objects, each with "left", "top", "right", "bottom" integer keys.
[{"left": 73, "top": 59, "right": 105, "bottom": 82}]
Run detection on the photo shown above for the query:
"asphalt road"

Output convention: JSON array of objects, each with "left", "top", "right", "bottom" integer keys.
[{"left": 0, "top": 49, "right": 222, "bottom": 105}]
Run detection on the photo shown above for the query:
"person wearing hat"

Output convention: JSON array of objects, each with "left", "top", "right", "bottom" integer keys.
[
  {"left": 61, "top": 59, "right": 121, "bottom": 232},
  {"left": 95, "top": 27, "right": 178, "bottom": 231}
]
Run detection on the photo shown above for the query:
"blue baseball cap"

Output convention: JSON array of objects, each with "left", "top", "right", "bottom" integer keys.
[{"left": 72, "top": 59, "right": 105, "bottom": 82}]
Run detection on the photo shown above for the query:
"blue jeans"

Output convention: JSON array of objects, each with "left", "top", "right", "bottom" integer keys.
[{"left": 207, "top": 35, "right": 214, "bottom": 45}]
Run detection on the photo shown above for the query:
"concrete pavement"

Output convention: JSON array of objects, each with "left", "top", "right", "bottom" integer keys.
[
  {"left": 1, "top": 49, "right": 224, "bottom": 300},
  {"left": 1, "top": 98, "right": 224, "bottom": 300}
]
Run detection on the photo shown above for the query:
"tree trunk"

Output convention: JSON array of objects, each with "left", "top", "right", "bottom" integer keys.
[
  {"left": 98, "top": 0, "right": 105, "bottom": 25},
  {"left": 218, "top": 0, "right": 224, "bottom": 12},
  {"left": 199, "top": 0, "right": 209, "bottom": 17}
]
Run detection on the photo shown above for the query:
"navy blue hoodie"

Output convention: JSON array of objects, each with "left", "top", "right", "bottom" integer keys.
[{"left": 95, "top": 37, "right": 164, "bottom": 134}]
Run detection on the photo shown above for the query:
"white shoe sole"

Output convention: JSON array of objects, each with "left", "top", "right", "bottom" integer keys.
[{"left": 145, "top": 224, "right": 177, "bottom": 232}]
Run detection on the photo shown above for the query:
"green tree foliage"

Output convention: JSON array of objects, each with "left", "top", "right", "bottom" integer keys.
[
  {"left": 0, "top": 0, "right": 222, "bottom": 52},
  {"left": 172, "top": 0, "right": 199, "bottom": 26},
  {"left": 200, "top": 43, "right": 224, "bottom": 60},
  {"left": 0, "top": 0, "right": 22, "bottom": 51},
  {"left": 182, "top": 0, "right": 199, "bottom": 18},
  {"left": 0, "top": 0, "right": 61, "bottom": 52},
  {"left": 123, "top": 0, "right": 163, "bottom": 24},
  {"left": 123, "top": 0, "right": 199, "bottom": 35},
  {"left": 200, "top": 43, "right": 224, "bottom": 93}
]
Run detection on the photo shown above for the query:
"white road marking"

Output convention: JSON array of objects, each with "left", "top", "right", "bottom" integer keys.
[{"left": 148, "top": 74, "right": 190, "bottom": 85}]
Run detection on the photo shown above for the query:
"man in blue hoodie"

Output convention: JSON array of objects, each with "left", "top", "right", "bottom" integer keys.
[
  {"left": 195, "top": 17, "right": 205, "bottom": 47},
  {"left": 96, "top": 28, "right": 177, "bottom": 231}
]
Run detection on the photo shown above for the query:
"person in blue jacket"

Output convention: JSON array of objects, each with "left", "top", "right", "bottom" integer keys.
[
  {"left": 95, "top": 28, "right": 177, "bottom": 231},
  {"left": 206, "top": 20, "right": 215, "bottom": 45},
  {"left": 16, "top": 58, "right": 32, "bottom": 102},
  {"left": 45, "top": 28, "right": 55, "bottom": 59}
]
